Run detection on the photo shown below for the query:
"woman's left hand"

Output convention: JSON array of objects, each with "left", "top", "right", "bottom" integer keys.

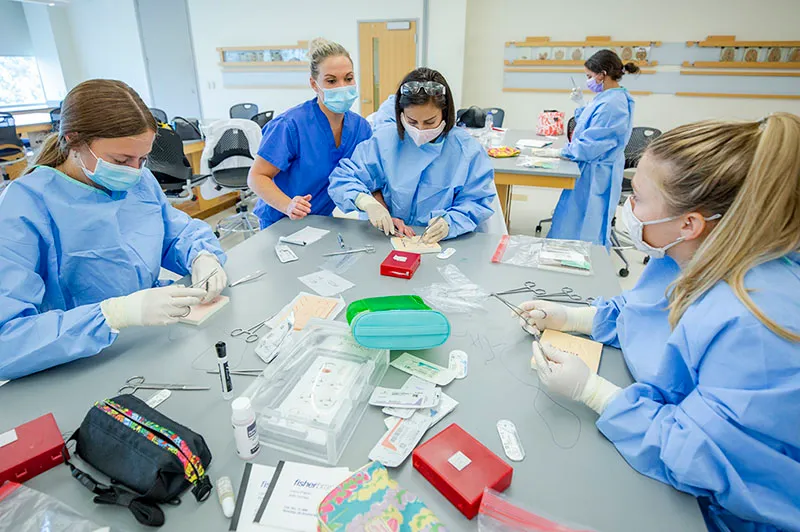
[
  {"left": 191, "top": 253, "right": 227, "bottom": 303},
  {"left": 392, "top": 218, "right": 415, "bottom": 238}
]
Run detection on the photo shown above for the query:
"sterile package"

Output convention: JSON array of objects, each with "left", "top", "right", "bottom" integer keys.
[
  {"left": 0, "top": 482, "right": 109, "bottom": 532},
  {"left": 241, "top": 320, "right": 389, "bottom": 465},
  {"left": 477, "top": 488, "right": 596, "bottom": 531},
  {"left": 492, "top": 236, "right": 594, "bottom": 276},
  {"left": 415, "top": 264, "right": 489, "bottom": 314},
  {"left": 516, "top": 156, "right": 559, "bottom": 169}
]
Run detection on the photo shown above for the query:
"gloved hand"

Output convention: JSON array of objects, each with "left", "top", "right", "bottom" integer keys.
[
  {"left": 421, "top": 217, "right": 449, "bottom": 244},
  {"left": 532, "top": 342, "right": 621, "bottom": 414},
  {"left": 517, "top": 300, "right": 596, "bottom": 335},
  {"left": 532, "top": 148, "right": 563, "bottom": 158},
  {"left": 101, "top": 285, "right": 207, "bottom": 330},
  {"left": 392, "top": 218, "right": 416, "bottom": 238},
  {"left": 285, "top": 194, "right": 312, "bottom": 220},
  {"left": 569, "top": 88, "right": 585, "bottom": 104},
  {"left": 191, "top": 252, "right": 227, "bottom": 303},
  {"left": 356, "top": 193, "right": 394, "bottom": 236}
]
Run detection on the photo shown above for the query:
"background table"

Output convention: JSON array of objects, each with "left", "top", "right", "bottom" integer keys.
[
  {"left": 492, "top": 129, "right": 581, "bottom": 227},
  {"left": 0, "top": 216, "right": 705, "bottom": 531}
]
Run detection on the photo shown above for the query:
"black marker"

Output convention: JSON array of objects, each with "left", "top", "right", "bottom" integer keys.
[{"left": 216, "top": 341, "right": 234, "bottom": 400}]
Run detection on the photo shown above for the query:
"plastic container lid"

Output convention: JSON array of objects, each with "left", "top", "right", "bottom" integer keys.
[{"left": 231, "top": 397, "right": 253, "bottom": 423}]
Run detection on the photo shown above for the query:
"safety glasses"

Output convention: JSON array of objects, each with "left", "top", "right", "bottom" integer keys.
[{"left": 400, "top": 81, "right": 447, "bottom": 97}]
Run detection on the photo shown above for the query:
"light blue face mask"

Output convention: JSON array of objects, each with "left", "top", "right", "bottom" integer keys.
[
  {"left": 80, "top": 148, "right": 142, "bottom": 191},
  {"left": 321, "top": 85, "right": 358, "bottom": 114}
]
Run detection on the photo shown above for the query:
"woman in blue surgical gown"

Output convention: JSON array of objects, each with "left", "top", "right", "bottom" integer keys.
[
  {"left": 535, "top": 49, "right": 636, "bottom": 246},
  {"left": 328, "top": 67, "right": 495, "bottom": 244},
  {"left": 520, "top": 114, "right": 800, "bottom": 531},
  {"left": 0, "top": 80, "right": 226, "bottom": 380}
]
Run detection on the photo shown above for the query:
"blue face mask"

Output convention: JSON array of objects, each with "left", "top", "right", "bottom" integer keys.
[
  {"left": 320, "top": 85, "right": 358, "bottom": 114},
  {"left": 80, "top": 148, "right": 142, "bottom": 191}
]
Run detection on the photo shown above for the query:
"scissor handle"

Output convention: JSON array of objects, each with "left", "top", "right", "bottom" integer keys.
[
  {"left": 126, "top": 376, "right": 145, "bottom": 385},
  {"left": 230, "top": 328, "right": 248, "bottom": 337},
  {"left": 118, "top": 385, "right": 138, "bottom": 394},
  {"left": 559, "top": 287, "right": 583, "bottom": 301},
  {"left": 244, "top": 333, "right": 260, "bottom": 343}
]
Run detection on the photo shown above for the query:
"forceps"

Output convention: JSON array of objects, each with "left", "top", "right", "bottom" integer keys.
[
  {"left": 206, "top": 369, "right": 263, "bottom": 377},
  {"left": 119, "top": 376, "right": 209, "bottom": 394},
  {"left": 189, "top": 268, "right": 218, "bottom": 289},
  {"left": 489, "top": 293, "right": 544, "bottom": 348},
  {"left": 230, "top": 318, "right": 269, "bottom": 343},
  {"left": 229, "top": 270, "right": 267, "bottom": 287},
  {"left": 496, "top": 281, "right": 594, "bottom": 305},
  {"left": 322, "top": 245, "right": 376, "bottom": 257}
]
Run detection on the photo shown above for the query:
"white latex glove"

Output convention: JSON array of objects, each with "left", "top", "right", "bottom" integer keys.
[
  {"left": 517, "top": 300, "right": 596, "bottom": 335},
  {"left": 101, "top": 285, "right": 206, "bottom": 330},
  {"left": 532, "top": 148, "right": 563, "bottom": 158},
  {"left": 356, "top": 193, "right": 394, "bottom": 236},
  {"left": 285, "top": 194, "right": 312, "bottom": 220},
  {"left": 421, "top": 217, "right": 449, "bottom": 244},
  {"left": 191, "top": 252, "right": 227, "bottom": 303},
  {"left": 532, "top": 342, "right": 621, "bottom": 414},
  {"left": 569, "top": 88, "right": 585, "bottom": 104}
]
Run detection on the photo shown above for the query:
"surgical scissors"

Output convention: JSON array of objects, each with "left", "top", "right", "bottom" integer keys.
[
  {"left": 322, "top": 245, "right": 376, "bottom": 257},
  {"left": 119, "top": 376, "right": 209, "bottom": 394},
  {"left": 495, "top": 281, "right": 594, "bottom": 305},
  {"left": 489, "top": 293, "right": 544, "bottom": 348},
  {"left": 189, "top": 268, "right": 218, "bottom": 289},
  {"left": 230, "top": 318, "right": 269, "bottom": 343},
  {"left": 229, "top": 270, "right": 267, "bottom": 287}
]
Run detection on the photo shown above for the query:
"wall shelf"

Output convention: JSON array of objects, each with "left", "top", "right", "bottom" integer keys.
[
  {"left": 682, "top": 60, "right": 800, "bottom": 69},
  {"left": 504, "top": 66, "right": 656, "bottom": 74},
  {"left": 675, "top": 92, "right": 800, "bottom": 100},
  {"left": 506, "top": 36, "right": 661, "bottom": 48},
  {"left": 506, "top": 59, "right": 657, "bottom": 67},
  {"left": 217, "top": 41, "right": 309, "bottom": 68},
  {"left": 687, "top": 36, "right": 800, "bottom": 48}
]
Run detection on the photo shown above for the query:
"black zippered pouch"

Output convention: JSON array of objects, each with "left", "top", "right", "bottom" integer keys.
[{"left": 66, "top": 394, "right": 212, "bottom": 527}]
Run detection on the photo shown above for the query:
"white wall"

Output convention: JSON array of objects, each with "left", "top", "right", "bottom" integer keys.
[
  {"left": 22, "top": 4, "right": 68, "bottom": 104},
  {"left": 186, "top": 0, "right": 425, "bottom": 119},
  {"left": 462, "top": 0, "right": 800, "bottom": 132},
  {"left": 0, "top": 0, "right": 33, "bottom": 56},
  {"left": 62, "top": 0, "right": 151, "bottom": 104},
  {"left": 427, "top": 0, "right": 467, "bottom": 109}
]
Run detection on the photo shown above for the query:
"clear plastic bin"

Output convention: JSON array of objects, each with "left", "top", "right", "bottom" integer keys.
[{"left": 241, "top": 320, "right": 389, "bottom": 465}]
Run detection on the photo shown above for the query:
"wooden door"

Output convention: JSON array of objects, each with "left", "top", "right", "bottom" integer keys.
[{"left": 358, "top": 21, "right": 417, "bottom": 116}]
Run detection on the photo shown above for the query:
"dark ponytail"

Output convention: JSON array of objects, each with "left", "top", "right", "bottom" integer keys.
[{"left": 585, "top": 49, "right": 640, "bottom": 81}]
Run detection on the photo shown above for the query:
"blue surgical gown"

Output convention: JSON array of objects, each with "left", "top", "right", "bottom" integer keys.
[
  {"left": 549, "top": 88, "right": 634, "bottom": 246},
  {"left": 252, "top": 97, "right": 372, "bottom": 228},
  {"left": 328, "top": 125, "right": 496, "bottom": 240},
  {"left": 0, "top": 166, "right": 226, "bottom": 380},
  {"left": 370, "top": 95, "right": 396, "bottom": 131},
  {"left": 592, "top": 253, "right": 800, "bottom": 531}
]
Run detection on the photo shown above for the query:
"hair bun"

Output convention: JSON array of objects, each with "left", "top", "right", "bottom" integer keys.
[
  {"left": 623, "top": 62, "right": 641, "bottom": 75},
  {"left": 309, "top": 37, "right": 331, "bottom": 56}
]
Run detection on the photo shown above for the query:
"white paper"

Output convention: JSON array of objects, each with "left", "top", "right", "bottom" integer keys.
[
  {"left": 0, "top": 429, "right": 18, "bottom": 448},
  {"left": 298, "top": 270, "right": 354, "bottom": 297},
  {"left": 257, "top": 462, "right": 350, "bottom": 530},
  {"left": 448, "top": 451, "right": 472, "bottom": 471},
  {"left": 516, "top": 139, "right": 551, "bottom": 149},
  {"left": 231, "top": 464, "right": 276, "bottom": 532},
  {"left": 286, "top": 226, "right": 330, "bottom": 245}
]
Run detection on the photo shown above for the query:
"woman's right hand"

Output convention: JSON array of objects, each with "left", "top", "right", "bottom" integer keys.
[
  {"left": 392, "top": 218, "right": 415, "bottom": 238},
  {"left": 285, "top": 195, "right": 312, "bottom": 220},
  {"left": 517, "top": 300, "right": 569, "bottom": 334}
]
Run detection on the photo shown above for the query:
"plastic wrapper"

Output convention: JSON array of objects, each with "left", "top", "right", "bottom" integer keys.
[
  {"left": 492, "top": 235, "right": 594, "bottom": 276},
  {"left": 0, "top": 482, "right": 109, "bottom": 532},
  {"left": 415, "top": 264, "right": 489, "bottom": 314},
  {"left": 478, "top": 489, "right": 595, "bottom": 532},
  {"left": 516, "top": 156, "right": 559, "bottom": 169}
]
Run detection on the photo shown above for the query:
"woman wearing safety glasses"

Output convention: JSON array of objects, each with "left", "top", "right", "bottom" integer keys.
[
  {"left": 328, "top": 68, "right": 495, "bottom": 243},
  {"left": 248, "top": 38, "right": 371, "bottom": 229}
]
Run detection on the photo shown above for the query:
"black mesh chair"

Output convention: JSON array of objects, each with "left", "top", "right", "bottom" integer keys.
[
  {"left": 171, "top": 116, "right": 203, "bottom": 141},
  {"left": 229, "top": 103, "right": 258, "bottom": 120},
  {"left": 484, "top": 107, "right": 505, "bottom": 128},
  {"left": 251, "top": 111, "right": 274, "bottom": 129},
  {"left": 146, "top": 127, "right": 205, "bottom": 201},
  {"left": 610, "top": 126, "right": 662, "bottom": 275},
  {"left": 150, "top": 108, "right": 168, "bottom": 124},
  {"left": 50, "top": 107, "right": 61, "bottom": 133},
  {"left": 535, "top": 116, "right": 578, "bottom": 235},
  {"left": 206, "top": 124, "right": 259, "bottom": 238}
]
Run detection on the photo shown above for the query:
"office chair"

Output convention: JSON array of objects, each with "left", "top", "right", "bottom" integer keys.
[
  {"left": 200, "top": 119, "right": 263, "bottom": 239},
  {"left": 146, "top": 127, "right": 206, "bottom": 202},
  {"left": 50, "top": 107, "right": 61, "bottom": 133},
  {"left": 150, "top": 108, "right": 168, "bottom": 124},
  {"left": 229, "top": 103, "right": 259, "bottom": 120},
  {"left": 251, "top": 111, "right": 274, "bottom": 129},
  {"left": 484, "top": 107, "right": 505, "bottom": 128},
  {"left": 609, "top": 126, "right": 662, "bottom": 275},
  {"left": 535, "top": 116, "right": 577, "bottom": 235},
  {"left": 171, "top": 116, "right": 203, "bottom": 141},
  {"left": 0, "top": 113, "right": 26, "bottom": 181}
]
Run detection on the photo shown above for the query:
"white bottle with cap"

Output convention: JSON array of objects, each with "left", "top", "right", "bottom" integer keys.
[{"left": 231, "top": 397, "right": 260, "bottom": 459}]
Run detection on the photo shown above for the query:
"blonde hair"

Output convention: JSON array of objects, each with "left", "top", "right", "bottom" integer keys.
[
  {"left": 25, "top": 79, "right": 156, "bottom": 174},
  {"left": 308, "top": 37, "right": 352, "bottom": 79},
  {"left": 646, "top": 113, "right": 800, "bottom": 341}
]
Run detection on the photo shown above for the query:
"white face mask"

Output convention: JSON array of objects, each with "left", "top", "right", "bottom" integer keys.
[
  {"left": 621, "top": 197, "right": 721, "bottom": 259},
  {"left": 401, "top": 113, "right": 446, "bottom": 147}
]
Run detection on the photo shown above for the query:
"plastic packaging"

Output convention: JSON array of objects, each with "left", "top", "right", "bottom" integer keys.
[
  {"left": 231, "top": 397, "right": 260, "bottom": 460},
  {"left": 516, "top": 155, "right": 559, "bottom": 169},
  {"left": 492, "top": 236, "right": 594, "bottom": 276},
  {"left": 0, "top": 482, "right": 109, "bottom": 532},
  {"left": 478, "top": 489, "right": 596, "bottom": 532},
  {"left": 415, "top": 264, "right": 489, "bottom": 314},
  {"left": 242, "top": 320, "right": 389, "bottom": 464},
  {"left": 216, "top": 476, "right": 235, "bottom": 518}
]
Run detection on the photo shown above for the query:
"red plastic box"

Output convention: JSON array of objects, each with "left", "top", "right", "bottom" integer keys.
[
  {"left": 412, "top": 423, "right": 513, "bottom": 519},
  {"left": 380, "top": 250, "right": 421, "bottom": 279},
  {"left": 0, "top": 413, "right": 67, "bottom": 485}
]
